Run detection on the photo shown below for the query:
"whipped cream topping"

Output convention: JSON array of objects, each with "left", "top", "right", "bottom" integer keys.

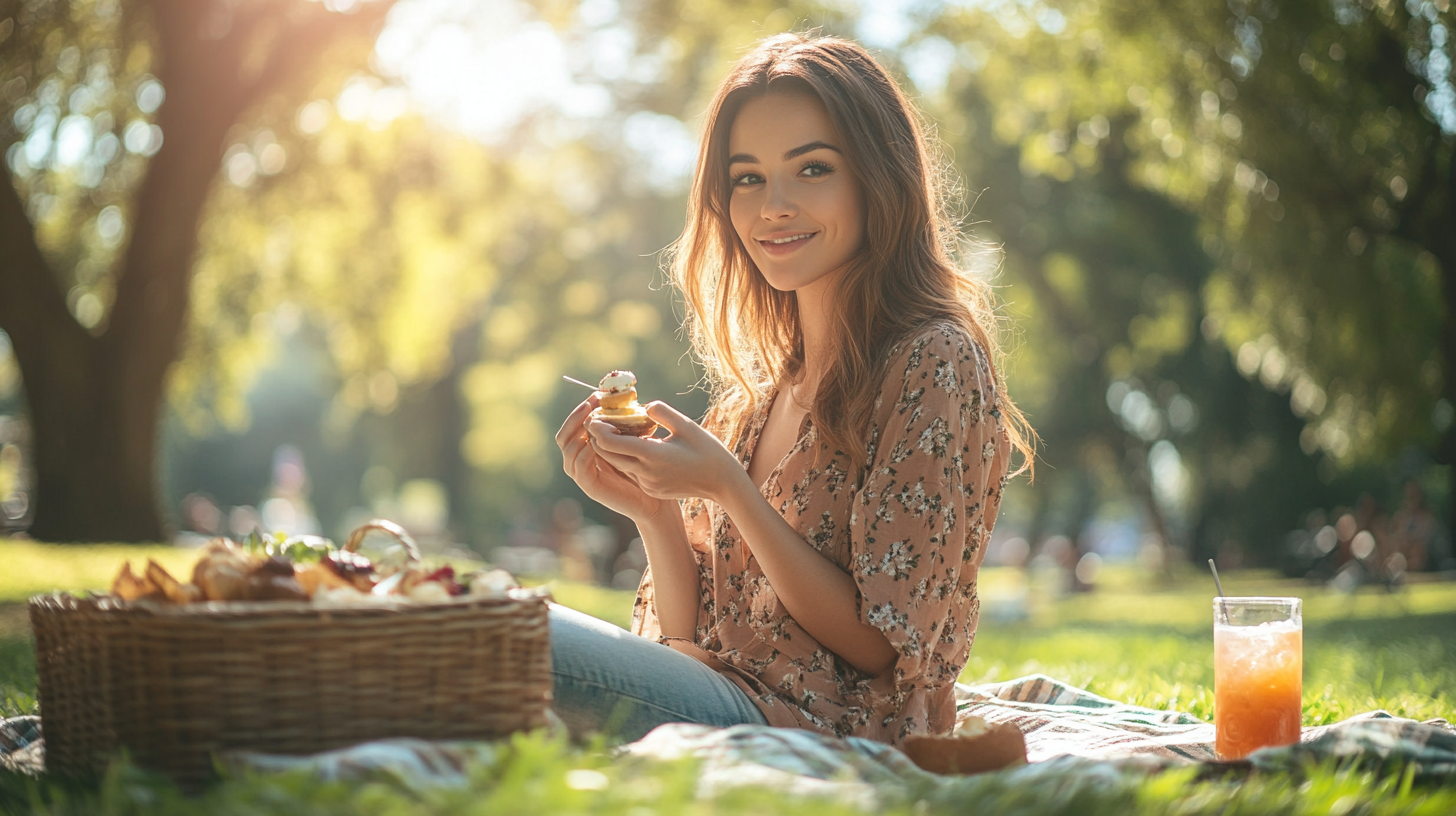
[{"left": 598, "top": 370, "right": 637, "bottom": 394}]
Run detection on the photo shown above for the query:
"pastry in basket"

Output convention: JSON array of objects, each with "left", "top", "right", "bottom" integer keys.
[
  {"left": 110, "top": 560, "right": 201, "bottom": 604},
  {"left": 900, "top": 715, "right": 1027, "bottom": 775},
  {"left": 106, "top": 520, "right": 528, "bottom": 607},
  {"left": 590, "top": 370, "right": 658, "bottom": 437},
  {"left": 191, "top": 539, "right": 307, "bottom": 601},
  {"left": 296, "top": 547, "right": 377, "bottom": 596},
  {"left": 111, "top": 539, "right": 311, "bottom": 604}
]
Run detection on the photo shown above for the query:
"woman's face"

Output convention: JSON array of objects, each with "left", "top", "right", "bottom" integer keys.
[{"left": 726, "top": 90, "right": 864, "bottom": 295}]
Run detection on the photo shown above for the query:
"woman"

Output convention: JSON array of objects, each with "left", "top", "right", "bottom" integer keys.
[{"left": 552, "top": 32, "right": 1033, "bottom": 746}]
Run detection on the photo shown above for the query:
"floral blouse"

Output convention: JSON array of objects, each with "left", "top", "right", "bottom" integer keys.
[{"left": 632, "top": 322, "right": 1011, "bottom": 746}]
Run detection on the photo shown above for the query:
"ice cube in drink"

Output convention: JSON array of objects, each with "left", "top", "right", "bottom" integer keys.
[{"left": 1214, "top": 616, "right": 1302, "bottom": 760}]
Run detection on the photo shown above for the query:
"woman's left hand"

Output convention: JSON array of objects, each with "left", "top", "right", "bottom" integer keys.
[{"left": 587, "top": 402, "right": 750, "bottom": 504}]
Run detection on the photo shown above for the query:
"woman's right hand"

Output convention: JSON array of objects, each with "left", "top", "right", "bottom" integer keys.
[{"left": 556, "top": 396, "right": 676, "bottom": 524}]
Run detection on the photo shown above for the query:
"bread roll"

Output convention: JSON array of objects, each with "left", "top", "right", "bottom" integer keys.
[{"left": 901, "top": 716, "right": 1028, "bottom": 775}]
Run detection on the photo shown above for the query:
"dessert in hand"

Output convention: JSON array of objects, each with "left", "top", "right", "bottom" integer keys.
[
  {"left": 900, "top": 715, "right": 1028, "bottom": 775},
  {"left": 590, "top": 370, "right": 658, "bottom": 437}
]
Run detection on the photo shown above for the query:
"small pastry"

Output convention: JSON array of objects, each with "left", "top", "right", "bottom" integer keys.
[
  {"left": 322, "top": 549, "right": 377, "bottom": 592},
  {"left": 294, "top": 561, "right": 354, "bottom": 597},
  {"left": 245, "top": 556, "right": 309, "bottom": 602},
  {"left": 406, "top": 580, "right": 453, "bottom": 604},
  {"left": 469, "top": 568, "right": 520, "bottom": 599},
  {"left": 900, "top": 715, "right": 1028, "bottom": 775},
  {"left": 146, "top": 559, "right": 201, "bottom": 604},
  {"left": 590, "top": 370, "right": 658, "bottom": 437},
  {"left": 191, "top": 538, "right": 257, "bottom": 601},
  {"left": 112, "top": 562, "right": 164, "bottom": 602}
]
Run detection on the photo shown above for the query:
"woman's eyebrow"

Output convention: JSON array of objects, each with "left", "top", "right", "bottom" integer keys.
[
  {"left": 728, "top": 141, "right": 842, "bottom": 166},
  {"left": 783, "top": 141, "right": 840, "bottom": 159}
]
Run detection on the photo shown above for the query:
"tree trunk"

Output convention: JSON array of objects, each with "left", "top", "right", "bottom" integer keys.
[
  {"left": 1434, "top": 195, "right": 1456, "bottom": 547},
  {"left": 2, "top": 2, "right": 238, "bottom": 541},
  {"left": 438, "top": 322, "right": 479, "bottom": 549},
  {"left": 1379, "top": 20, "right": 1456, "bottom": 547},
  {"left": 0, "top": 0, "right": 395, "bottom": 541},
  {"left": 0, "top": 142, "right": 161, "bottom": 540},
  {"left": 1405, "top": 121, "right": 1456, "bottom": 547},
  {"left": 24, "top": 349, "right": 167, "bottom": 541},
  {"left": 8, "top": 102, "right": 227, "bottom": 541},
  {"left": 1125, "top": 438, "right": 1178, "bottom": 583}
]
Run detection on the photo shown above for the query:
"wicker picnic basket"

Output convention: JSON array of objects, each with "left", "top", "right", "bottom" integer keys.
[{"left": 29, "top": 581, "right": 552, "bottom": 786}]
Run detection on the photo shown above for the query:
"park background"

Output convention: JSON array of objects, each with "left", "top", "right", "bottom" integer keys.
[
  {"left": 3, "top": 1, "right": 1456, "bottom": 812},
  {"left": 1, "top": 0, "right": 1454, "bottom": 589}
]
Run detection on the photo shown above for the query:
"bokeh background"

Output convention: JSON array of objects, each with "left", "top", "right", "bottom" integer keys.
[{"left": 1, "top": 0, "right": 1452, "bottom": 595}]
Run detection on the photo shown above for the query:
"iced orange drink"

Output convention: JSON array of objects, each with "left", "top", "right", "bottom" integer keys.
[{"left": 1213, "top": 597, "right": 1302, "bottom": 760}]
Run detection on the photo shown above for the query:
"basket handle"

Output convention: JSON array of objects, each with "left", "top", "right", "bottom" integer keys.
[{"left": 344, "top": 519, "right": 422, "bottom": 564}]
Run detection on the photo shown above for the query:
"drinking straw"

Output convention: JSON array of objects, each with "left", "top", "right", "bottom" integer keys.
[
  {"left": 562, "top": 375, "right": 597, "bottom": 389},
  {"left": 1208, "top": 559, "right": 1231, "bottom": 625}
]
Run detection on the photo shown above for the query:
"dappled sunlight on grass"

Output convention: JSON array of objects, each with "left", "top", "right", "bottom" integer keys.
[
  {"left": 0, "top": 539, "right": 198, "bottom": 603},
  {"left": 979, "top": 565, "right": 1456, "bottom": 631},
  {"left": 1, "top": 543, "right": 1454, "bottom": 812},
  {"left": 542, "top": 580, "right": 635, "bottom": 630},
  {"left": 967, "top": 566, "right": 1455, "bottom": 725},
  {"left": 0, "top": 636, "right": 35, "bottom": 719},
  {"left": 4, "top": 538, "right": 1452, "bottom": 726},
  {"left": 963, "top": 628, "right": 1220, "bottom": 719}
]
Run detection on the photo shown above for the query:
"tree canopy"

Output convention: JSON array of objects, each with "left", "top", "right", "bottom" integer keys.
[{"left": 1, "top": 0, "right": 1449, "bottom": 561}]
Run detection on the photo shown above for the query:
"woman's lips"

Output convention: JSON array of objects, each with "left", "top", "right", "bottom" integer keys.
[{"left": 756, "top": 232, "right": 817, "bottom": 257}]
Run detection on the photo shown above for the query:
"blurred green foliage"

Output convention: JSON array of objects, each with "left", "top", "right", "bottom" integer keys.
[
  {"left": 933, "top": 0, "right": 1452, "bottom": 461},
  {"left": 916, "top": 0, "right": 1454, "bottom": 560},
  {"left": 1, "top": 0, "right": 1451, "bottom": 557}
]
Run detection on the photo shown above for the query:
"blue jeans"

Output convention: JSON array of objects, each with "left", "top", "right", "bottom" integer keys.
[{"left": 549, "top": 604, "right": 768, "bottom": 741}]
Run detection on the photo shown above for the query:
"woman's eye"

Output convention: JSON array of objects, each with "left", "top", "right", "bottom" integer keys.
[
  {"left": 731, "top": 172, "right": 764, "bottom": 187},
  {"left": 801, "top": 161, "right": 835, "bottom": 178}
]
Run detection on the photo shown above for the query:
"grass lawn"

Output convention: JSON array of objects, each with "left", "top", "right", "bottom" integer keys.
[{"left": 1, "top": 538, "right": 1454, "bottom": 814}]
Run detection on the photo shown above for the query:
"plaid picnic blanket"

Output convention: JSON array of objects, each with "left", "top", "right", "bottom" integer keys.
[
  {"left": 956, "top": 673, "right": 1456, "bottom": 774},
  {"left": 3, "top": 675, "right": 1453, "bottom": 791},
  {"left": 0, "top": 716, "right": 40, "bottom": 776},
  {"left": 958, "top": 674, "right": 1219, "bottom": 763},
  {"left": 624, "top": 674, "right": 1456, "bottom": 801}
]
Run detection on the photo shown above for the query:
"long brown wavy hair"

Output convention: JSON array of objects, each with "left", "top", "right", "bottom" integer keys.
[{"left": 669, "top": 32, "right": 1035, "bottom": 477}]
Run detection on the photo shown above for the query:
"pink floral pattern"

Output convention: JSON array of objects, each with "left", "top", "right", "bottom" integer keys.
[{"left": 633, "top": 323, "right": 1011, "bottom": 745}]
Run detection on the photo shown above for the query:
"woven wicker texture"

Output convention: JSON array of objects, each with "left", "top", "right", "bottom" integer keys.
[{"left": 29, "top": 592, "right": 551, "bottom": 786}]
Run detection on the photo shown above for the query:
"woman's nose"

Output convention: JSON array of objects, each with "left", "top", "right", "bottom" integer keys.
[{"left": 761, "top": 179, "right": 798, "bottom": 220}]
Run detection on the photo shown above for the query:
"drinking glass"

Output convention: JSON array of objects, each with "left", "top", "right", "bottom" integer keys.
[{"left": 1213, "top": 596, "right": 1302, "bottom": 760}]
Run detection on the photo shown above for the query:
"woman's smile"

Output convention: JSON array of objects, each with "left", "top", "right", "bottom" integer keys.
[{"left": 756, "top": 230, "right": 819, "bottom": 255}]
